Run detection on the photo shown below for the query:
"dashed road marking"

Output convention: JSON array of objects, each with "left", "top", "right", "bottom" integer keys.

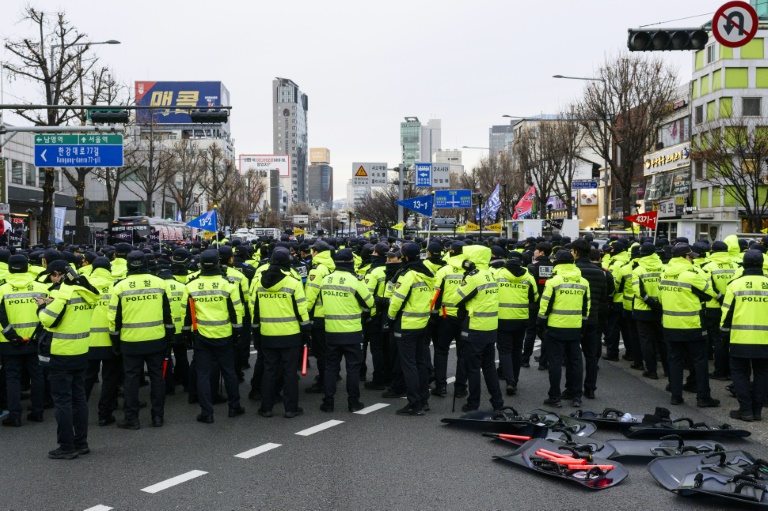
[
  {"left": 83, "top": 506, "right": 112, "bottom": 511},
  {"left": 250, "top": 350, "right": 258, "bottom": 355},
  {"left": 141, "top": 470, "right": 207, "bottom": 494},
  {"left": 295, "top": 420, "right": 344, "bottom": 436},
  {"left": 354, "top": 403, "right": 389, "bottom": 415},
  {"left": 447, "top": 376, "right": 456, "bottom": 384},
  {"left": 235, "top": 443, "right": 281, "bottom": 459}
]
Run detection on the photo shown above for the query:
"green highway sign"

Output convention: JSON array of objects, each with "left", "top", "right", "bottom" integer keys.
[{"left": 34, "top": 134, "right": 123, "bottom": 145}]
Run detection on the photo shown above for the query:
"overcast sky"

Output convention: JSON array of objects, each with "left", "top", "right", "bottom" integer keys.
[{"left": 1, "top": 0, "right": 718, "bottom": 200}]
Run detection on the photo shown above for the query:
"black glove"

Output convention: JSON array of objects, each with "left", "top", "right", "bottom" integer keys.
[
  {"left": 8, "top": 334, "right": 24, "bottom": 347},
  {"left": 183, "top": 331, "right": 193, "bottom": 349},
  {"left": 302, "top": 330, "right": 312, "bottom": 347},
  {"left": 536, "top": 316, "right": 547, "bottom": 327},
  {"left": 716, "top": 293, "right": 724, "bottom": 305}
]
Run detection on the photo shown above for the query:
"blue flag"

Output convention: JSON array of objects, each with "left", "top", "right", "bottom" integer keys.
[
  {"left": 395, "top": 194, "right": 433, "bottom": 217},
  {"left": 483, "top": 184, "right": 501, "bottom": 221},
  {"left": 187, "top": 209, "right": 218, "bottom": 232}
]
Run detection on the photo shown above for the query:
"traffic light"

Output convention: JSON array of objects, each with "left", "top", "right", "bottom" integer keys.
[
  {"left": 89, "top": 109, "right": 130, "bottom": 124},
  {"left": 627, "top": 28, "right": 708, "bottom": 52},
  {"left": 591, "top": 163, "right": 601, "bottom": 179},
  {"left": 189, "top": 109, "right": 229, "bottom": 123}
]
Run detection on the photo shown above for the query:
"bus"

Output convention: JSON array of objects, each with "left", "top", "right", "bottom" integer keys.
[{"left": 109, "top": 216, "right": 190, "bottom": 244}]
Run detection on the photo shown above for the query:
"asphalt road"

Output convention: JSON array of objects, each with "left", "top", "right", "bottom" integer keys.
[{"left": 2, "top": 340, "right": 767, "bottom": 511}]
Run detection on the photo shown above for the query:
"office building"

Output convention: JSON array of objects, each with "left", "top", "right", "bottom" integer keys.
[
  {"left": 400, "top": 117, "right": 442, "bottom": 168},
  {"left": 489, "top": 125, "right": 515, "bottom": 156},
  {"left": 273, "top": 77, "right": 309, "bottom": 210}
]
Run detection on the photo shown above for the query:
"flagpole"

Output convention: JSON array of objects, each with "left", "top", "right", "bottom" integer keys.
[{"left": 214, "top": 204, "right": 219, "bottom": 248}]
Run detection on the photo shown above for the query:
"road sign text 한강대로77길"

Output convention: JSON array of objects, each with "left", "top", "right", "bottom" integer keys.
[{"left": 34, "top": 134, "right": 124, "bottom": 168}]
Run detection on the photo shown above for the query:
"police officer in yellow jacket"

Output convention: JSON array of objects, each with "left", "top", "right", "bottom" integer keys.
[
  {"left": 538, "top": 250, "right": 590, "bottom": 408},
  {"left": 431, "top": 241, "right": 468, "bottom": 397},
  {"left": 108, "top": 251, "right": 174, "bottom": 430},
  {"left": 304, "top": 240, "right": 335, "bottom": 394},
  {"left": 319, "top": 249, "right": 374, "bottom": 413},
  {"left": 495, "top": 252, "right": 537, "bottom": 395},
  {"left": 659, "top": 244, "right": 719, "bottom": 407},
  {"left": 0, "top": 255, "right": 49, "bottom": 427},
  {"left": 720, "top": 250, "right": 768, "bottom": 421},
  {"left": 251, "top": 249, "right": 310, "bottom": 418},
  {"left": 388, "top": 242, "right": 434, "bottom": 416},
  {"left": 84, "top": 257, "right": 121, "bottom": 427},
  {"left": 38, "top": 260, "right": 100, "bottom": 460},
  {"left": 703, "top": 241, "right": 740, "bottom": 380},
  {"left": 455, "top": 246, "right": 504, "bottom": 412},
  {"left": 181, "top": 250, "right": 245, "bottom": 424}
]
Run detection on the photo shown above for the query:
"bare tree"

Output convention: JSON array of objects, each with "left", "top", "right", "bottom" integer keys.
[
  {"left": 122, "top": 118, "right": 174, "bottom": 217},
  {"left": 553, "top": 109, "right": 587, "bottom": 217},
  {"left": 576, "top": 53, "right": 678, "bottom": 226},
  {"left": 513, "top": 122, "right": 563, "bottom": 218},
  {"left": 166, "top": 139, "right": 206, "bottom": 221},
  {"left": 242, "top": 169, "right": 267, "bottom": 221},
  {"left": 451, "top": 153, "right": 526, "bottom": 221},
  {"left": 62, "top": 68, "right": 127, "bottom": 242},
  {"left": 692, "top": 114, "right": 768, "bottom": 233},
  {"left": 4, "top": 7, "right": 98, "bottom": 242}
]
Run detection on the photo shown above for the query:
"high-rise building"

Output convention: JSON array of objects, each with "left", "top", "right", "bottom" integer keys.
[
  {"left": 308, "top": 164, "right": 333, "bottom": 208},
  {"left": 400, "top": 117, "right": 442, "bottom": 168},
  {"left": 308, "top": 147, "right": 332, "bottom": 208},
  {"left": 489, "top": 125, "right": 515, "bottom": 156},
  {"left": 273, "top": 77, "right": 309, "bottom": 211}
]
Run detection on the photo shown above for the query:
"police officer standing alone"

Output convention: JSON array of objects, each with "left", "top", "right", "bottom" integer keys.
[
  {"left": 319, "top": 249, "right": 374, "bottom": 412},
  {"left": 720, "top": 250, "right": 768, "bottom": 421},
  {"left": 108, "top": 251, "right": 175, "bottom": 429},
  {"left": 182, "top": 250, "right": 245, "bottom": 424}
]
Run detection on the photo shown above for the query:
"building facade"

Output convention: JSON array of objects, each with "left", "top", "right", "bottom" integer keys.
[
  {"left": 273, "top": 77, "right": 309, "bottom": 210},
  {"left": 689, "top": 25, "right": 768, "bottom": 234},
  {"left": 489, "top": 125, "right": 515, "bottom": 156},
  {"left": 308, "top": 164, "right": 333, "bottom": 208},
  {"left": 433, "top": 149, "right": 463, "bottom": 175},
  {"left": 400, "top": 117, "right": 441, "bottom": 169}
]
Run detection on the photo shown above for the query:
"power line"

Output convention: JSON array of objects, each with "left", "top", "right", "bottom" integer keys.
[{"left": 639, "top": 1, "right": 768, "bottom": 28}]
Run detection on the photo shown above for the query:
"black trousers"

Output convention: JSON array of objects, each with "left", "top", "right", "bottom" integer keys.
[
  {"left": 261, "top": 345, "right": 300, "bottom": 413},
  {"left": 311, "top": 321, "right": 327, "bottom": 384},
  {"left": 666, "top": 336, "right": 710, "bottom": 401},
  {"left": 730, "top": 356, "right": 768, "bottom": 416},
  {"left": 395, "top": 329, "right": 429, "bottom": 408},
  {"left": 522, "top": 313, "right": 540, "bottom": 361},
  {"left": 464, "top": 341, "right": 504, "bottom": 410},
  {"left": 388, "top": 329, "right": 405, "bottom": 392},
  {"left": 580, "top": 324, "right": 600, "bottom": 393},
  {"left": 497, "top": 329, "right": 525, "bottom": 386},
  {"left": 195, "top": 341, "right": 241, "bottom": 416},
  {"left": 433, "top": 316, "right": 462, "bottom": 388},
  {"left": 123, "top": 351, "right": 165, "bottom": 421},
  {"left": 324, "top": 342, "right": 363, "bottom": 403},
  {"left": 625, "top": 316, "right": 642, "bottom": 364},
  {"left": 707, "top": 314, "right": 729, "bottom": 377},
  {"left": 547, "top": 336, "right": 583, "bottom": 400},
  {"left": 49, "top": 367, "right": 88, "bottom": 450},
  {"left": 85, "top": 357, "right": 121, "bottom": 418},
  {"left": 4, "top": 353, "right": 43, "bottom": 420},
  {"left": 636, "top": 320, "right": 667, "bottom": 375},
  {"left": 365, "top": 316, "right": 387, "bottom": 385},
  {"left": 171, "top": 342, "right": 190, "bottom": 389},
  {"left": 604, "top": 303, "right": 624, "bottom": 358}
]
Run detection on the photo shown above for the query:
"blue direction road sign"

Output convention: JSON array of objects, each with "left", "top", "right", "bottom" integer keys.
[
  {"left": 572, "top": 180, "right": 599, "bottom": 189},
  {"left": 34, "top": 134, "right": 124, "bottom": 168},
  {"left": 415, "top": 162, "right": 432, "bottom": 187},
  {"left": 434, "top": 189, "right": 472, "bottom": 209}
]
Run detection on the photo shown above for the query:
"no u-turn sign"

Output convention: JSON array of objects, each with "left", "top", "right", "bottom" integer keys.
[{"left": 713, "top": 1, "right": 759, "bottom": 48}]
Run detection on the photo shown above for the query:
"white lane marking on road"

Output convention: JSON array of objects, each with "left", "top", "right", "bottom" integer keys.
[
  {"left": 447, "top": 376, "right": 456, "bottom": 384},
  {"left": 295, "top": 420, "right": 344, "bottom": 436},
  {"left": 235, "top": 443, "right": 281, "bottom": 459},
  {"left": 250, "top": 350, "right": 258, "bottom": 355},
  {"left": 141, "top": 470, "right": 207, "bottom": 494},
  {"left": 449, "top": 342, "right": 456, "bottom": 349},
  {"left": 354, "top": 403, "right": 389, "bottom": 415},
  {"left": 83, "top": 506, "right": 112, "bottom": 511}
]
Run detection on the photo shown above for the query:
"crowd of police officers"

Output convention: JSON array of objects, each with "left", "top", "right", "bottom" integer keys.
[{"left": 1, "top": 229, "right": 767, "bottom": 459}]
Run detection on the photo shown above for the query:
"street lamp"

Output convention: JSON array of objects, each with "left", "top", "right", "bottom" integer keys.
[
  {"left": 50, "top": 40, "right": 121, "bottom": 80},
  {"left": 552, "top": 74, "right": 604, "bottom": 82}
]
